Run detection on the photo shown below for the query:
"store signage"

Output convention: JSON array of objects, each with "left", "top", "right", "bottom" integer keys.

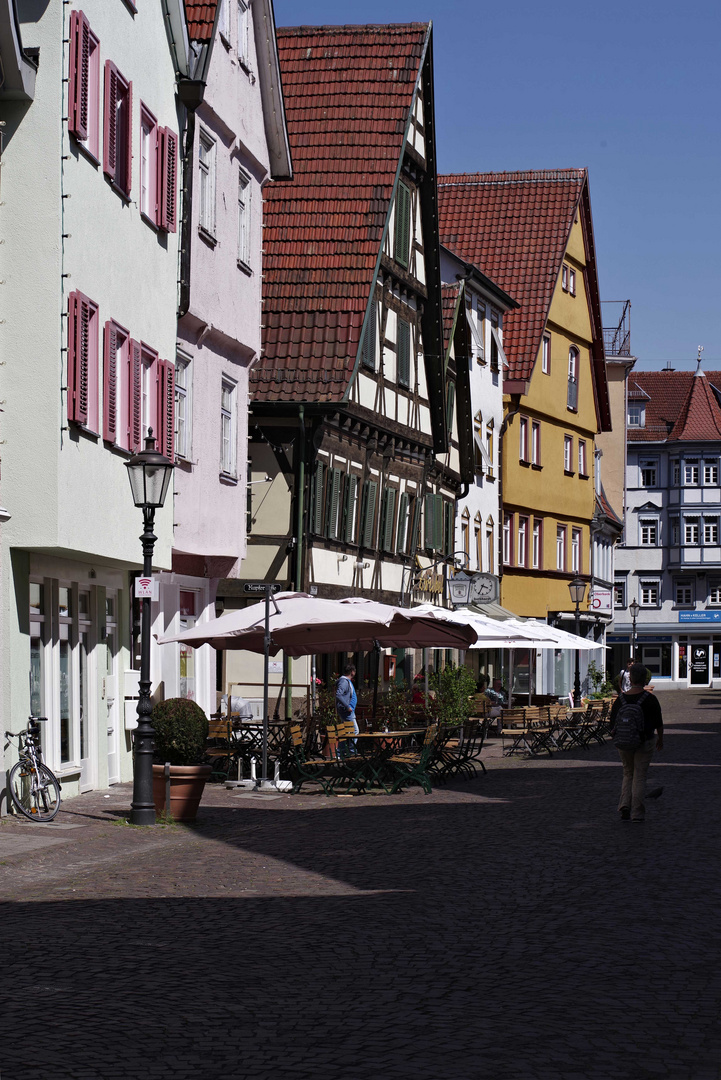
[
  {"left": 134, "top": 576, "right": 159, "bottom": 600},
  {"left": 449, "top": 571, "right": 499, "bottom": 606},
  {"left": 416, "top": 571, "right": 444, "bottom": 595},
  {"left": 590, "top": 587, "right": 612, "bottom": 612},
  {"left": 242, "top": 582, "right": 282, "bottom": 595},
  {"left": 679, "top": 611, "right": 721, "bottom": 623}
]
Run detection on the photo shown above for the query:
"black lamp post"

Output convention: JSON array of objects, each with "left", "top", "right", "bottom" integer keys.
[
  {"left": 568, "top": 576, "right": 587, "bottom": 708},
  {"left": 125, "top": 430, "right": 175, "bottom": 826},
  {"left": 629, "top": 598, "right": 640, "bottom": 661}
]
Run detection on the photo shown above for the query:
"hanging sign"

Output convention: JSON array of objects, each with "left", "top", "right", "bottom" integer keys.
[{"left": 134, "top": 576, "right": 159, "bottom": 600}]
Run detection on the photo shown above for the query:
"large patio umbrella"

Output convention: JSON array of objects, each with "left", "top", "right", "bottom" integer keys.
[{"left": 158, "top": 592, "right": 477, "bottom": 786}]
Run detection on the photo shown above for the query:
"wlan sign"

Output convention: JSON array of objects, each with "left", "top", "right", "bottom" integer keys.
[{"left": 134, "top": 576, "right": 159, "bottom": 600}]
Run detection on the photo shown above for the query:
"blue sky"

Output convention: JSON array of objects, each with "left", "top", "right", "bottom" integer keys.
[{"left": 274, "top": 0, "right": 720, "bottom": 370}]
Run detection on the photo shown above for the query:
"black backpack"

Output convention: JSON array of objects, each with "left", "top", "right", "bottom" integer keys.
[{"left": 613, "top": 691, "right": 649, "bottom": 751}]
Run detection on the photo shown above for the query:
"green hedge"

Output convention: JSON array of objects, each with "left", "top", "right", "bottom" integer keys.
[{"left": 152, "top": 698, "right": 209, "bottom": 766}]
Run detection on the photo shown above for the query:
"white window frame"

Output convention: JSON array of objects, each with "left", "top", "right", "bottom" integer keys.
[
  {"left": 541, "top": 334, "right": 550, "bottom": 374},
  {"left": 503, "top": 514, "right": 512, "bottom": 565},
  {"left": 218, "top": 0, "right": 230, "bottom": 42},
  {"left": 564, "top": 435, "right": 573, "bottom": 473},
  {"left": 519, "top": 416, "right": 529, "bottom": 462},
  {"left": 237, "top": 0, "right": 250, "bottom": 65},
  {"left": 684, "top": 518, "right": 699, "bottom": 545},
  {"left": 198, "top": 129, "right": 217, "bottom": 239},
  {"left": 704, "top": 518, "right": 719, "bottom": 545},
  {"left": 640, "top": 579, "right": 660, "bottom": 607},
  {"left": 578, "top": 439, "right": 587, "bottom": 477},
  {"left": 556, "top": 525, "right": 566, "bottom": 571},
  {"left": 628, "top": 403, "right": 645, "bottom": 427},
  {"left": 175, "top": 354, "right": 192, "bottom": 460},
  {"left": 640, "top": 459, "right": 657, "bottom": 487},
  {"left": 639, "top": 518, "right": 658, "bottom": 546},
  {"left": 531, "top": 420, "right": 541, "bottom": 466},
  {"left": 532, "top": 519, "right": 541, "bottom": 569},
  {"left": 613, "top": 580, "right": 626, "bottom": 608},
  {"left": 684, "top": 462, "right": 699, "bottom": 485},
  {"left": 517, "top": 517, "right": 528, "bottom": 567},
  {"left": 569, "top": 267, "right": 576, "bottom": 296},
  {"left": 571, "top": 528, "right": 581, "bottom": 573},
  {"left": 708, "top": 581, "right": 721, "bottom": 606},
  {"left": 220, "top": 378, "right": 237, "bottom": 478},
  {"left": 704, "top": 461, "right": 719, "bottom": 485},
  {"left": 237, "top": 167, "right": 252, "bottom": 268}
]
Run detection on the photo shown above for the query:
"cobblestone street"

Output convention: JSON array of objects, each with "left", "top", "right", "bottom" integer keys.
[{"left": 1, "top": 689, "right": 720, "bottom": 1079}]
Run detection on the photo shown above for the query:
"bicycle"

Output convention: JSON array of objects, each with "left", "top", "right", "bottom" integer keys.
[{"left": 5, "top": 717, "right": 62, "bottom": 822}]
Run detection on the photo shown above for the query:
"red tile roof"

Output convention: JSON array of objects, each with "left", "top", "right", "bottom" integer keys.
[
  {"left": 442, "top": 282, "right": 462, "bottom": 358},
  {"left": 597, "top": 485, "right": 623, "bottom": 529},
  {"left": 184, "top": 3, "right": 218, "bottom": 42},
  {"left": 251, "top": 22, "right": 430, "bottom": 404},
  {"left": 629, "top": 370, "right": 721, "bottom": 443},
  {"left": 437, "top": 169, "right": 586, "bottom": 384}
]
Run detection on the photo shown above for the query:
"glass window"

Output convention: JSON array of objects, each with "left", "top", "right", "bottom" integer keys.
[
  {"left": 640, "top": 519, "right": 658, "bottom": 546},
  {"left": 578, "top": 440, "right": 587, "bottom": 476},
  {"left": 532, "top": 519, "right": 541, "bottom": 569},
  {"left": 179, "top": 590, "right": 198, "bottom": 701},
  {"left": 569, "top": 267, "right": 576, "bottom": 296},
  {"left": 519, "top": 416, "right": 529, "bottom": 462},
  {"left": 562, "top": 264, "right": 569, "bottom": 291},
  {"left": 672, "top": 460, "right": 680, "bottom": 485},
  {"left": 685, "top": 462, "right": 699, "bottom": 485},
  {"left": 531, "top": 421, "right": 541, "bottom": 465},
  {"left": 541, "top": 335, "right": 550, "bottom": 374},
  {"left": 628, "top": 403, "right": 645, "bottom": 427},
  {"left": 564, "top": 435, "right": 573, "bottom": 472},
  {"left": 517, "top": 517, "right": 528, "bottom": 567},
  {"left": 237, "top": 0, "right": 249, "bottom": 63},
  {"left": 704, "top": 518, "right": 719, "bottom": 544},
  {"left": 30, "top": 582, "right": 44, "bottom": 616},
  {"left": 503, "top": 514, "right": 512, "bottom": 565},
  {"left": 556, "top": 526, "right": 566, "bottom": 571},
  {"left": 198, "top": 131, "right": 216, "bottom": 237},
  {"left": 237, "top": 169, "right": 251, "bottom": 267},
  {"left": 175, "top": 356, "right": 191, "bottom": 460},
  {"left": 675, "top": 581, "right": 693, "bottom": 606},
  {"left": 704, "top": 461, "right": 718, "bottom": 485},
  {"left": 486, "top": 521, "right": 494, "bottom": 574},
  {"left": 220, "top": 379, "right": 236, "bottom": 476},
  {"left": 671, "top": 519, "right": 680, "bottom": 544},
  {"left": 641, "top": 460, "right": 657, "bottom": 487},
  {"left": 571, "top": 528, "right": 581, "bottom": 573},
  {"left": 140, "top": 105, "right": 158, "bottom": 222},
  {"left": 613, "top": 580, "right": 626, "bottom": 608},
  {"left": 640, "top": 580, "right": 659, "bottom": 606},
  {"left": 708, "top": 582, "right": 721, "bottom": 606},
  {"left": 685, "top": 518, "right": 699, "bottom": 545}
]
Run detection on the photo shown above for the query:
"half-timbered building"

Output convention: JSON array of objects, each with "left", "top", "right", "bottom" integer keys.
[{"left": 224, "top": 22, "right": 464, "bottom": 693}]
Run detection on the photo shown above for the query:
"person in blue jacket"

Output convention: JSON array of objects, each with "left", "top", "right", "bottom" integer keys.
[{"left": 335, "top": 662, "right": 358, "bottom": 753}]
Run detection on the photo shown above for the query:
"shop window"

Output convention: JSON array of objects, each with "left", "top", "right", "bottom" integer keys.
[{"left": 179, "top": 591, "right": 198, "bottom": 701}]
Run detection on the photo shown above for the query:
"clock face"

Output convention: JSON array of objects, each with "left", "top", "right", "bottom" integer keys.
[{"left": 470, "top": 575, "right": 498, "bottom": 603}]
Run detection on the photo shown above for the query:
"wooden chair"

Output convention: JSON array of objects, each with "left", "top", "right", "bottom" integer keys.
[
  {"left": 386, "top": 724, "right": 438, "bottom": 795},
  {"left": 287, "top": 723, "right": 342, "bottom": 796}
]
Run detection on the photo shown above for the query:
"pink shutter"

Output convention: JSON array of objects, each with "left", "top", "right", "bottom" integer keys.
[
  {"left": 68, "top": 291, "right": 90, "bottom": 425},
  {"left": 103, "top": 61, "right": 118, "bottom": 181},
  {"left": 130, "top": 339, "right": 142, "bottom": 451},
  {"left": 157, "top": 360, "right": 175, "bottom": 461},
  {"left": 68, "top": 12, "right": 87, "bottom": 141},
  {"left": 159, "top": 128, "right": 178, "bottom": 233},
  {"left": 103, "top": 321, "right": 117, "bottom": 443},
  {"left": 124, "top": 79, "right": 133, "bottom": 195}
]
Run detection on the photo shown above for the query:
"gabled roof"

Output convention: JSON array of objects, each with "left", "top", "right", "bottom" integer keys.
[
  {"left": 628, "top": 370, "right": 721, "bottom": 443},
  {"left": 596, "top": 485, "right": 623, "bottom": 530},
  {"left": 251, "top": 22, "right": 430, "bottom": 404},
  {"left": 442, "top": 283, "right": 461, "bottom": 358},
  {"left": 185, "top": 2, "right": 218, "bottom": 41},
  {"left": 437, "top": 169, "right": 610, "bottom": 428}
]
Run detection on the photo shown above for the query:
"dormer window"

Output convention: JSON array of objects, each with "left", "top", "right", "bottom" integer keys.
[{"left": 628, "top": 403, "right": 645, "bottom": 427}]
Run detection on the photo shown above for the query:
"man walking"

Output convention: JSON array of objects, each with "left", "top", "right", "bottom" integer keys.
[
  {"left": 609, "top": 662, "right": 664, "bottom": 822},
  {"left": 335, "top": 662, "right": 358, "bottom": 753}
]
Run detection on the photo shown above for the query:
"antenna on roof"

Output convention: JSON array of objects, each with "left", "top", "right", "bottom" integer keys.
[{"left": 695, "top": 345, "right": 704, "bottom": 376}]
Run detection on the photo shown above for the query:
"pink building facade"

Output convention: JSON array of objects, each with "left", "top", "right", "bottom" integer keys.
[{"left": 153, "top": 0, "right": 291, "bottom": 716}]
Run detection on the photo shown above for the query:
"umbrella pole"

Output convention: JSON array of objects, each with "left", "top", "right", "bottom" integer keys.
[
  {"left": 260, "top": 585, "right": 270, "bottom": 788},
  {"left": 423, "top": 648, "right": 429, "bottom": 708},
  {"left": 372, "top": 640, "right": 381, "bottom": 722}
]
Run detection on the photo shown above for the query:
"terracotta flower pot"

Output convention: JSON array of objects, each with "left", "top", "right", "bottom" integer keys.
[{"left": 152, "top": 764, "right": 212, "bottom": 822}]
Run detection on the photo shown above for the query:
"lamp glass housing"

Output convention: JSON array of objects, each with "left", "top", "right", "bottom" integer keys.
[
  {"left": 568, "top": 576, "right": 587, "bottom": 606},
  {"left": 629, "top": 599, "right": 641, "bottom": 619},
  {"left": 125, "top": 432, "right": 175, "bottom": 509}
]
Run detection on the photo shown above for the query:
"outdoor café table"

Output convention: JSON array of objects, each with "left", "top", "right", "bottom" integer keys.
[{"left": 348, "top": 729, "right": 427, "bottom": 792}]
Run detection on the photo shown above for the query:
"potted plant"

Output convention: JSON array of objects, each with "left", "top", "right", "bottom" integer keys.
[
  {"left": 429, "top": 664, "right": 477, "bottom": 723},
  {"left": 151, "top": 698, "right": 211, "bottom": 822}
]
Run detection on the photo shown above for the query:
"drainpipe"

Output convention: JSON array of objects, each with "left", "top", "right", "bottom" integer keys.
[
  {"left": 498, "top": 394, "right": 521, "bottom": 584},
  {"left": 285, "top": 405, "right": 305, "bottom": 719},
  {"left": 177, "top": 79, "right": 206, "bottom": 319}
]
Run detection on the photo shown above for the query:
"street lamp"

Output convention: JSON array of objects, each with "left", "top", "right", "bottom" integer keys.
[
  {"left": 629, "top": 598, "right": 640, "bottom": 661},
  {"left": 125, "top": 430, "right": 175, "bottom": 826},
  {"left": 568, "top": 575, "right": 587, "bottom": 707}
]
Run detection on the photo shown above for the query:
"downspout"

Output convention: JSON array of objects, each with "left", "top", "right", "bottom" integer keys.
[
  {"left": 177, "top": 79, "right": 206, "bottom": 318},
  {"left": 498, "top": 394, "right": 521, "bottom": 585}
]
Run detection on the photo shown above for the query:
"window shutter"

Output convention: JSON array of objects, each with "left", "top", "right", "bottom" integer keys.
[
  {"left": 434, "top": 494, "right": 444, "bottom": 551},
  {"left": 327, "top": 467, "right": 341, "bottom": 539},
  {"left": 396, "top": 491, "right": 409, "bottom": 552},
  {"left": 312, "top": 462, "right": 324, "bottom": 534},
  {"left": 424, "top": 493, "right": 434, "bottom": 550},
  {"left": 361, "top": 297, "right": 377, "bottom": 370},
  {"left": 123, "top": 79, "right": 133, "bottom": 195},
  {"left": 129, "top": 339, "right": 142, "bottom": 451},
  {"left": 394, "top": 182, "right": 411, "bottom": 267},
  {"left": 157, "top": 360, "right": 175, "bottom": 461},
  {"left": 446, "top": 380, "right": 456, "bottom": 434},
  {"left": 68, "top": 11, "right": 90, "bottom": 141},
  {"left": 103, "top": 61, "right": 118, "bottom": 181},
  {"left": 382, "top": 488, "right": 397, "bottom": 552},
  {"left": 397, "top": 318, "right": 410, "bottom": 387},
  {"left": 68, "top": 292, "right": 90, "bottom": 425},
  {"left": 159, "top": 127, "right": 178, "bottom": 232},
  {"left": 444, "top": 501, "right": 455, "bottom": 557},
  {"left": 103, "top": 321, "right": 117, "bottom": 442},
  {"left": 343, "top": 474, "right": 359, "bottom": 542},
  {"left": 362, "top": 480, "right": 378, "bottom": 549}
]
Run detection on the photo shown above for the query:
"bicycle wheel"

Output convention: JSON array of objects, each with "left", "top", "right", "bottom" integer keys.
[{"left": 9, "top": 760, "right": 61, "bottom": 822}]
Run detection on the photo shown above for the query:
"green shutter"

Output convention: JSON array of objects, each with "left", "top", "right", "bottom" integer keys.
[
  {"left": 394, "top": 182, "right": 411, "bottom": 268},
  {"left": 397, "top": 318, "right": 410, "bottom": 388},
  {"left": 327, "top": 468, "right": 342, "bottom": 539},
  {"left": 343, "top": 474, "right": 359, "bottom": 542},
  {"left": 312, "top": 462, "right": 324, "bottom": 534},
  {"left": 444, "top": 501, "right": 455, "bottom": 557},
  {"left": 381, "top": 488, "right": 397, "bottom": 552},
  {"left": 396, "top": 491, "right": 409, "bottom": 552},
  {"left": 445, "top": 380, "right": 456, "bottom": 434},
  {"left": 424, "top": 493, "right": 434, "bottom": 550},
  {"left": 434, "top": 493, "right": 443, "bottom": 551},
  {"left": 362, "top": 480, "right": 378, "bottom": 549},
  {"left": 361, "top": 297, "right": 377, "bottom": 370}
]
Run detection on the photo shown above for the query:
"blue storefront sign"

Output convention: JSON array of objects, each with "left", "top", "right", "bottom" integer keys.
[{"left": 679, "top": 611, "right": 721, "bottom": 623}]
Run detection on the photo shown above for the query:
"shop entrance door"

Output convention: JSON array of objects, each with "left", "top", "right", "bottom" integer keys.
[{"left": 690, "top": 643, "right": 711, "bottom": 686}]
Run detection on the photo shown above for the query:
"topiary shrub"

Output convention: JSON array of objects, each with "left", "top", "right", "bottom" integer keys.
[
  {"left": 429, "top": 664, "right": 478, "bottom": 722},
  {"left": 152, "top": 698, "right": 209, "bottom": 766}
]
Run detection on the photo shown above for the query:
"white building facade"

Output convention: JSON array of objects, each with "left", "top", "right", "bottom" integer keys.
[{"left": 0, "top": 0, "right": 185, "bottom": 801}]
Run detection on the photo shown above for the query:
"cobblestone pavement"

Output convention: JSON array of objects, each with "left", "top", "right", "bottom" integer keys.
[{"left": 1, "top": 690, "right": 720, "bottom": 1079}]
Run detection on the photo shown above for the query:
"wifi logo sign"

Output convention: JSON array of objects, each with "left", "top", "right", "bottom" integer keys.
[{"left": 135, "top": 576, "right": 155, "bottom": 599}]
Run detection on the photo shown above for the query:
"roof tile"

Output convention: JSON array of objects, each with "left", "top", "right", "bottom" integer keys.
[{"left": 184, "top": 3, "right": 218, "bottom": 42}]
